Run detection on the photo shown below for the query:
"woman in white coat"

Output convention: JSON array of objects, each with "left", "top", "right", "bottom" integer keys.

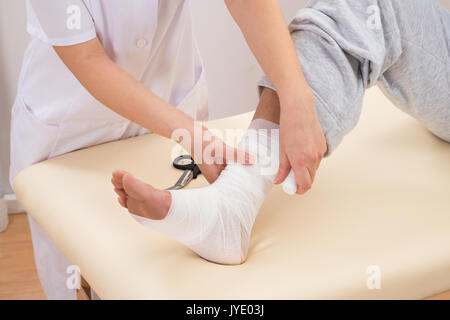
[{"left": 10, "top": 0, "right": 325, "bottom": 299}]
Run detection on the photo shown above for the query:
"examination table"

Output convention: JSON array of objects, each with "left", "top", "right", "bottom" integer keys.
[{"left": 13, "top": 88, "right": 450, "bottom": 299}]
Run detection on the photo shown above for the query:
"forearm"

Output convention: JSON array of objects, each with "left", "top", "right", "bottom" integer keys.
[
  {"left": 54, "top": 38, "right": 197, "bottom": 141},
  {"left": 225, "top": 0, "right": 310, "bottom": 100}
]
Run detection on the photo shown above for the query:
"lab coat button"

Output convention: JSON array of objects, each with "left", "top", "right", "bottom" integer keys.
[{"left": 136, "top": 39, "right": 148, "bottom": 48}]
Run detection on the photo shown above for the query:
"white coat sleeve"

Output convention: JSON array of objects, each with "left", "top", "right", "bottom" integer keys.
[{"left": 26, "top": 0, "right": 96, "bottom": 46}]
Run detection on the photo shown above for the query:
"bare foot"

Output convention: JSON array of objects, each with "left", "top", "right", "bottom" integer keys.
[{"left": 111, "top": 170, "right": 171, "bottom": 220}]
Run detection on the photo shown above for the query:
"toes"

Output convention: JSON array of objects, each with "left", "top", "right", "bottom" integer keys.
[
  {"left": 117, "top": 173, "right": 170, "bottom": 220},
  {"left": 123, "top": 173, "right": 153, "bottom": 201},
  {"left": 114, "top": 187, "right": 127, "bottom": 199},
  {"left": 115, "top": 188, "right": 128, "bottom": 208},
  {"left": 117, "top": 196, "right": 128, "bottom": 209},
  {"left": 112, "top": 170, "right": 128, "bottom": 189},
  {"left": 113, "top": 171, "right": 129, "bottom": 209}
]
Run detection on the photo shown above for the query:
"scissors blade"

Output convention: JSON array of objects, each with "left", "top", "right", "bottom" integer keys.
[{"left": 166, "top": 170, "right": 194, "bottom": 190}]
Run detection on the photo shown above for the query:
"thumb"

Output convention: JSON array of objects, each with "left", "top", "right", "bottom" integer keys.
[{"left": 274, "top": 152, "right": 291, "bottom": 184}]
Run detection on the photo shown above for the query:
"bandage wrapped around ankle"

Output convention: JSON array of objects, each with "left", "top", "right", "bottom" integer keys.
[{"left": 133, "top": 127, "right": 280, "bottom": 265}]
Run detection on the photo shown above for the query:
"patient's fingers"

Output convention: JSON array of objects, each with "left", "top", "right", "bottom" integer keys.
[
  {"left": 294, "top": 167, "right": 312, "bottom": 195},
  {"left": 274, "top": 152, "right": 291, "bottom": 184}
]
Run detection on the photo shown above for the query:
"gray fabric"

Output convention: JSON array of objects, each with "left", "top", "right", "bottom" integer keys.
[{"left": 259, "top": 0, "right": 450, "bottom": 154}]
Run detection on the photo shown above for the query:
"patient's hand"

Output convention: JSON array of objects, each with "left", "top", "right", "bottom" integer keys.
[{"left": 275, "top": 86, "right": 327, "bottom": 194}]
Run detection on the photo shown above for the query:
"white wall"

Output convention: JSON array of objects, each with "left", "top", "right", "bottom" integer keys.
[
  {"left": 191, "top": 0, "right": 307, "bottom": 119},
  {"left": 0, "top": 0, "right": 29, "bottom": 195}
]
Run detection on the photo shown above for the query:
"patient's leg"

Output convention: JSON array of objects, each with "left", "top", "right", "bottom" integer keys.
[{"left": 112, "top": 89, "right": 288, "bottom": 265}]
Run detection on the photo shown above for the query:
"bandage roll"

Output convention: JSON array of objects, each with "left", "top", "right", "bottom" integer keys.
[{"left": 282, "top": 169, "right": 297, "bottom": 195}]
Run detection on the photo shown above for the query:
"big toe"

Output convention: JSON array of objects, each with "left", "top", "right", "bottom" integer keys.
[{"left": 123, "top": 173, "right": 153, "bottom": 201}]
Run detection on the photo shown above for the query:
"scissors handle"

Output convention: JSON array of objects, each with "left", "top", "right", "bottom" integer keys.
[{"left": 173, "top": 155, "right": 201, "bottom": 178}]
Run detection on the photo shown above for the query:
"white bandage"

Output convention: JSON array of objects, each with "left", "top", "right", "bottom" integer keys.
[
  {"left": 133, "top": 126, "right": 279, "bottom": 265},
  {"left": 282, "top": 170, "right": 297, "bottom": 195}
]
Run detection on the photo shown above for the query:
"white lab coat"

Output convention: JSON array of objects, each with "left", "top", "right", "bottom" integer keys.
[{"left": 9, "top": 0, "right": 208, "bottom": 299}]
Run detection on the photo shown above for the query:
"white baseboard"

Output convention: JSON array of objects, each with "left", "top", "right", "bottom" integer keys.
[
  {"left": 5, "top": 194, "right": 24, "bottom": 214},
  {"left": 0, "top": 197, "right": 7, "bottom": 232}
]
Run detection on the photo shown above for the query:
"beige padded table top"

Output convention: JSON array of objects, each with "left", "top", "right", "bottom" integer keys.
[{"left": 14, "top": 88, "right": 450, "bottom": 299}]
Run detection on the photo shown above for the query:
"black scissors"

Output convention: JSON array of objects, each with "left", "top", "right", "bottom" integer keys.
[{"left": 166, "top": 155, "right": 201, "bottom": 190}]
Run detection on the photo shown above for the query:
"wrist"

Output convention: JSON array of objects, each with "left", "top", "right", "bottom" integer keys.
[
  {"left": 279, "top": 86, "right": 314, "bottom": 111},
  {"left": 186, "top": 123, "right": 214, "bottom": 163},
  {"left": 277, "top": 76, "right": 313, "bottom": 106},
  {"left": 169, "top": 118, "right": 202, "bottom": 153}
]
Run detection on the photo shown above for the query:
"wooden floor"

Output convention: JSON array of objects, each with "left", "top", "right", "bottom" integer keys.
[
  {"left": 0, "top": 213, "right": 449, "bottom": 300},
  {"left": 0, "top": 214, "right": 45, "bottom": 300}
]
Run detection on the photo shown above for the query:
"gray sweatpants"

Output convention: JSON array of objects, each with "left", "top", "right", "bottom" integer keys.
[{"left": 259, "top": 0, "right": 450, "bottom": 154}]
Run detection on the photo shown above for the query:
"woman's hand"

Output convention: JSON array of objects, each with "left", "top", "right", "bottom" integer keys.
[
  {"left": 196, "top": 138, "right": 255, "bottom": 183},
  {"left": 275, "top": 85, "right": 327, "bottom": 194},
  {"left": 174, "top": 125, "right": 255, "bottom": 184}
]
